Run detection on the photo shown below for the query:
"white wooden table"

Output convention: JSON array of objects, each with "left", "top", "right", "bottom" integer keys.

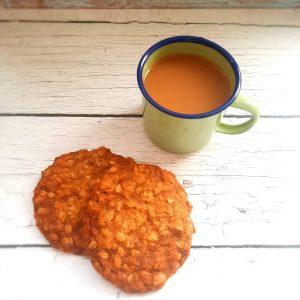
[{"left": 0, "top": 8, "right": 300, "bottom": 300}]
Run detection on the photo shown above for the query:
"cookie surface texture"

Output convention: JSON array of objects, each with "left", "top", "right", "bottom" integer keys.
[
  {"left": 33, "top": 147, "right": 133, "bottom": 254},
  {"left": 85, "top": 163, "right": 195, "bottom": 293}
]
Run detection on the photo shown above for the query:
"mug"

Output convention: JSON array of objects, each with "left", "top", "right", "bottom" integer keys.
[{"left": 137, "top": 36, "right": 260, "bottom": 154}]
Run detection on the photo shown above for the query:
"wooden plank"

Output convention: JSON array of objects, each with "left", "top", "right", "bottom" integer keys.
[
  {"left": 4, "top": 0, "right": 300, "bottom": 9},
  {"left": 0, "top": 173, "right": 297, "bottom": 245},
  {"left": 0, "top": 9, "right": 300, "bottom": 25},
  {"left": 0, "top": 117, "right": 298, "bottom": 245},
  {"left": 0, "top": 22, "right": 299, "bottom": 116},
  {"left": 0, "top": 247, "right": 299, "bottom": 299}
]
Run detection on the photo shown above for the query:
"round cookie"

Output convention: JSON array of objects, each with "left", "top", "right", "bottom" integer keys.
[
  {"left": 84, "top": 163, "right": 195, "bottom": 293},
  {"left": 33, "top": 147, "right": 135, "bottom": 254}
]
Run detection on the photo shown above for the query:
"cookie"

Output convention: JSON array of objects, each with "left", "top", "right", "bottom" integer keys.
[
  {"left": 33, "top": 147, "right": 134, "bottom": 254},
  {"left": 84, "top": 163, "right": 195, "bottom": 292}
]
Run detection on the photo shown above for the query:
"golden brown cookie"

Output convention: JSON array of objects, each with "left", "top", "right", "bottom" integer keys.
[
  {"left": 33, "top": 147, "right": 135, "bottom": 254},
  {"left": 84, "top": 163, "right": 195, "bottom": 293}
]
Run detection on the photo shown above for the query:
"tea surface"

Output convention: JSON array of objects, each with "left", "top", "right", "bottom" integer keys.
[{"left": 144, "top": 53, "right": 231, "bottom": 114}]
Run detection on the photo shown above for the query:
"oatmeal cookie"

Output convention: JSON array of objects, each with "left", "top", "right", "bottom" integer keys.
[
  {"left": 84, "top": 163, "right": 195, "bottom": 292},
  {"left": 33, "top": 147, "right": 134, "bottom": 254}
]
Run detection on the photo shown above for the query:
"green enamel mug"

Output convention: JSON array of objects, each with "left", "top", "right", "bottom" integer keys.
[{"left": 137, "top": 36, "right": 260, "bottom": 154}]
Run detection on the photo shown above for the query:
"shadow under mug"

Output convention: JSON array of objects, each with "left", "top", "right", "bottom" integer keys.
[{"left": 137, "top": 36, "right": 260, "bottom": 154}]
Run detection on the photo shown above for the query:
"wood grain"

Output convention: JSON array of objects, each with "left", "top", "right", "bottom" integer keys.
[
  {"left": 4, "top": 0, "right": 300, "bottom": 9},
  {"left": 0, "top": 21, "right": 299, "bottom": 116},
  {"left": 0, "top": 117, "right": 298, "bottom": 245},
  {"left": 0, "top": 9, "right": 300, "bottom": 25},
  {"left": 0, "top": 247, "right": 299, "bottom": 300},
  {"left": 0, "top": 8, "right": 299, "bottom": 299}
]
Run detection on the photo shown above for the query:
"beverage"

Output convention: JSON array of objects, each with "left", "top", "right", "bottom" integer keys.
[{"left": 144, "top": 53, "right": 231, "bottom": 114}]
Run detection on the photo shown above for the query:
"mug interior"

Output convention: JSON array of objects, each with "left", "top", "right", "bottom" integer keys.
[{"left": 137, "top": 36, "right": 241, "bottom": 119}]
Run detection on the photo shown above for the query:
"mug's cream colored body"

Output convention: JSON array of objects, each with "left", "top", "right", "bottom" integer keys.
[{"left": 138, "top": 38, "right": 260, "bottom": 154}]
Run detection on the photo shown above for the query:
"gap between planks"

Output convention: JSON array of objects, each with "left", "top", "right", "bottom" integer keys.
[
  {"left": 0, "top": 9, "right": 299, "bottom": 27},
  {"left": 1, "top": 244, "right": 300, "bottom": 249},
  {"left": 0, "top": 19, "right": 299, "bottom": 28},
  {"left": 0, "top": 114, "right": 300, "bottom": 118}
]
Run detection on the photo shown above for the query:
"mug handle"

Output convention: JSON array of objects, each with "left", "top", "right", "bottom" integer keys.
[{"left": 216, "top": 95, "right": 260, "bottom": 134}]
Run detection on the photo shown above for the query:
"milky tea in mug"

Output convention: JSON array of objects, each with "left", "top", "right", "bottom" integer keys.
[
  {"left": 144, "top": 53, "right": 231, "bottom": 115},
  {"left": 137, "top": 36, "right": 260, "bottom": 153}
]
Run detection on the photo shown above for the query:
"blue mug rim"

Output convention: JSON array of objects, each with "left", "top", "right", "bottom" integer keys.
[{"left": 137, "top": 36, "right": 241, "bottom": 119}]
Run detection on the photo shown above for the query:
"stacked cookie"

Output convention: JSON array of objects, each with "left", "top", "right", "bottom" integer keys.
[{"left": 33, "top": 147, "right": 195, "bottom": 293}]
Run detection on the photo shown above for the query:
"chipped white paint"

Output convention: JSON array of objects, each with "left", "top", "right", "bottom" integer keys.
[
  {"left": 0, "top": 20, "right": 299, "bottom": 115},
  {"left": 0, "top": 247, "right": 299, "bottom": 300},
  {"left": 0, "top": 117, "right": 299, "bottom": 245}
]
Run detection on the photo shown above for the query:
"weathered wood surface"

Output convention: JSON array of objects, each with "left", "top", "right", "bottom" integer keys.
[
  {"left": 0, "top": 117, "right": 298, "bottom": 245},
  {"left": 0, "top": 247, "right": 299, "bottom": 300},
  {"left": 0, "top": 21, "right": 299, "bottom": 116},
  {"left": 3, "top": 0, "right": 300, "bottom": 9},
  {"left": 1, "top": 8, "right": 300, "bottom": 25},
  {"left": 0, "top": 9, "right": 299, "bottom": 299}
]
